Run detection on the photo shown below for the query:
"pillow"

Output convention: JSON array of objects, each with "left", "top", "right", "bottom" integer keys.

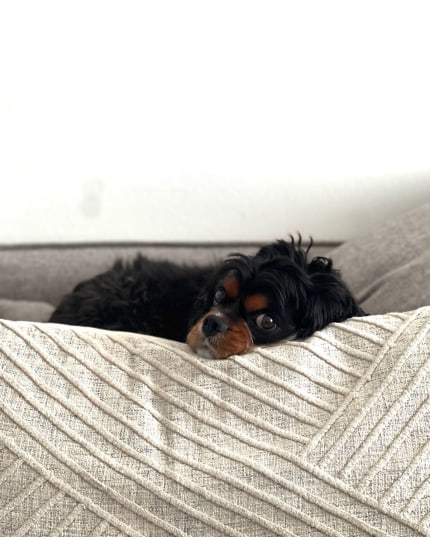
[
  {"left": 1, "top": 310, "right": 429, "bottom": 536},
  {"left": 328, "top": 201, "right": 430, "bottom": 314}
]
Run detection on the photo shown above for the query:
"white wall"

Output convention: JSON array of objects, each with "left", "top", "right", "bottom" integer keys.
[{"left": 1, "top": 1, "right": 429, "bottom": 244}]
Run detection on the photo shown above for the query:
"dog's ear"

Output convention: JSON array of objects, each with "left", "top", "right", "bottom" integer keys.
[{"left": 296, "top": 256, "right": 364, "bottom": 338}]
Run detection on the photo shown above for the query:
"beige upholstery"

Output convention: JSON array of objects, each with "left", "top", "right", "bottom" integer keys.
[
  {"left": 1, "top": 308, "right": 430, "bottom": 535},
  {"left": 330, "top": 201, "right": 430, "bottom": 314}
]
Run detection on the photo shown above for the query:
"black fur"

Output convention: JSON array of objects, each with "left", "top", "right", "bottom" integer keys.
[
  {"left": 50, "top": 256, "right": 214, "bottom": 341},
  {"left": 50, "top": 238, "right": 365, "bottom": 351}
]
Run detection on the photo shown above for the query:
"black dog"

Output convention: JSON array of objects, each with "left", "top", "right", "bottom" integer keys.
[{"left": 50, "top": 238, "right": 365, "bottom": 358}]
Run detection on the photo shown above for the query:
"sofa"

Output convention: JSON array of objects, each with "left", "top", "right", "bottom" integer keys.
[{"left": 1, "top": 202, "right": 430, "bottom": 536}]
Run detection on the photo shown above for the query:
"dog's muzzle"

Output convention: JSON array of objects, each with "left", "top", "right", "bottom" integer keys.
[{"left": 186, "top": 310, "right": 253, "bottom": 359}]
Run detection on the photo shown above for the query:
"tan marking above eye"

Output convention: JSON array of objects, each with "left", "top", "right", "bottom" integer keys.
[
  {"left": 222, "top": 276, "right": 240, "bottom": 300},
  {"left": 244, "top": 293, "right": 269, "bottom": 313}
]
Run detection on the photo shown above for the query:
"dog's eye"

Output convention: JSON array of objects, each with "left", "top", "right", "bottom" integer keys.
[
  {"left": 255, "top": 314, "right": 276, "bottom": 330},
  {"left": 213, "top": 288, "right": 226, "bottom": 305}
]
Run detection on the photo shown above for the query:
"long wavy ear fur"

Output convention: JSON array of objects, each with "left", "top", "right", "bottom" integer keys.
[{"left": 296, "top": 256, "right": 365, "bottom": 338}]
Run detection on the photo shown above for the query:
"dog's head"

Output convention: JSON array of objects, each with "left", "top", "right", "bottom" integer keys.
[{"left": 186, "top": 237, "right": 364, "bottom": 358}]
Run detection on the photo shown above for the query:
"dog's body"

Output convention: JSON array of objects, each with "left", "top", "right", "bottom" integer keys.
[
  {"left": 50, "top": 256, "right": 213, "bottom": 342},
  {"left": 50, "top": 238, "right": 365, "bottom": 358}
]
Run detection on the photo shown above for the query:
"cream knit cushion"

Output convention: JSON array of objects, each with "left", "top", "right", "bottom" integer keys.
[{"left": 1, "top": 309, "right": 430, "bottom": 536}]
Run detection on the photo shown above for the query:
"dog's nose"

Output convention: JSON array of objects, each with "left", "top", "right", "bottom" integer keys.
[{"left": 202, "top": 315, "right": 228, "bottom": 337}]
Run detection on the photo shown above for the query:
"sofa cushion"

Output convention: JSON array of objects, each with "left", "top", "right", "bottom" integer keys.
[
  {"left": 1, "top": 309, "right": 429, "bottom": 535},
  {"left": 329, "top": 201, "right": 430, "bottom": 314}
]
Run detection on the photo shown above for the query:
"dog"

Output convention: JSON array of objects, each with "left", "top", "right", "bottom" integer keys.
[{"left": 50, "top": 237, "right": 365, "bottom": 358}]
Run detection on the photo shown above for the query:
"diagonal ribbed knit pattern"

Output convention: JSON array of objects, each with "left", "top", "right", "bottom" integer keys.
[{"left": 1, "top": 308, "right": 429, "bottom": 536}]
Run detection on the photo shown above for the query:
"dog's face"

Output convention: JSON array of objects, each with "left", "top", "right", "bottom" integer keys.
[{"left": 186, "top": 239, "right": 364, "bottom": 359}]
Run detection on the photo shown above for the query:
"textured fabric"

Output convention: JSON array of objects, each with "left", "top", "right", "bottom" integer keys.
[
  {"left": 329, "top": 201, "right": 430, "bottom": 314},
  {"left": 1, "top": 310, "right": 430, "bottom": 536}
]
